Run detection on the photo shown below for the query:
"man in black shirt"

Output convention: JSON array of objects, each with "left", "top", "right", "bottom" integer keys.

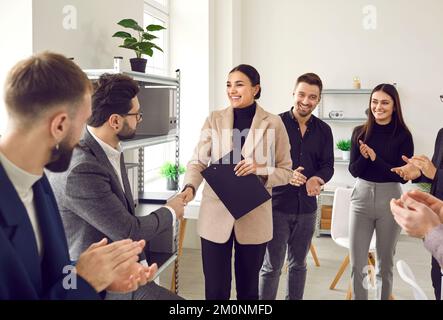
[{"left": 259, "top": 73, "right": 334, "bottom": 300}]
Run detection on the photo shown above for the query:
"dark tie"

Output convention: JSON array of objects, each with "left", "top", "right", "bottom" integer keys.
[{"left": 120, "top": 153, "right": 135, "bottom": 214}]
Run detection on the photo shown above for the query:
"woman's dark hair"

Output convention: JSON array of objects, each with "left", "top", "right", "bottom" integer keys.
[
  {"left": 88, "top": 73, "right": 140, "bottom": 127},
  {"left": 229, "top": 64, "right": 261, "bottom": 99},
  {"left": 355, "top": 83, "right": 410, "bottom": 143}
]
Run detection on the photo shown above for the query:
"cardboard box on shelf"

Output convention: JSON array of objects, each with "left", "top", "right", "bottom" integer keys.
[
  {"left": 321, "top": 205, "right": 332, "bottom": 219},
  {"left": 320, "top": 218, "right": 331, "bottom": 230}
]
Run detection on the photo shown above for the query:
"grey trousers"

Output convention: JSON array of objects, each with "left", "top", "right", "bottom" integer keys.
[
  {"left": 349, "top": 178, "right": 402, "bottom": 300},
  {"left": 259, "top": 211, "right": 317, "bottom": 300}
]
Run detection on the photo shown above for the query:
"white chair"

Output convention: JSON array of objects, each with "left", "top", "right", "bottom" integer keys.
[
  {"left": 396, "top": 260, "right": 428, "bottom": 300},
  {"left": 329, "top": 187, "right": 377, "bottom": 299}
]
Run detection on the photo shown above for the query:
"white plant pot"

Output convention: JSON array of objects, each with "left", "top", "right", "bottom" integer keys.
[{"left": 342, "top": 150, "right": 350, "bottom": 161}]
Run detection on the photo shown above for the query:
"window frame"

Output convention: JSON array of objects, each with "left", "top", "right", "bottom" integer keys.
[{"left": 143, "top": 0, "right": 169, "bottom": 76}]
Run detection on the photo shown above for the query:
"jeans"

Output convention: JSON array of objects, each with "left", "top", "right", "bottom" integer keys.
[{"left": 259, "top": 210, "right": 317, "bottom": 300}]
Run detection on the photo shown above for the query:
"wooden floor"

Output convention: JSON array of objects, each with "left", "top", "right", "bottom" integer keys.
[{"left": 159, "top": 234, "right": 436, "bottom": 300}]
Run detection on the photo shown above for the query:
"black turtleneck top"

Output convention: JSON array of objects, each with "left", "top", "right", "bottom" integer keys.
[
  {"left": 349, "top": 120, "right": 414, "bottom": 183},
  {"left": 232, "top": 102, "right": 256, "bottom": 153}
]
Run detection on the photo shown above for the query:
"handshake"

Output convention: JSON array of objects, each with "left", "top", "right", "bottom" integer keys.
[{"left": 165, "top": 184, "right": 196, "bottom": 220}]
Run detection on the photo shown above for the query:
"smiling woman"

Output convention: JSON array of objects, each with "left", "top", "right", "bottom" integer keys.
[
  {"left": 227, "top": 64, "right": 261, "bottom": 109},
  {"left": 348, "top": 83, "right": 414, "bottom": 300},
  {"left": 179, "top": 64, "right": 293, "bottom": 300}
]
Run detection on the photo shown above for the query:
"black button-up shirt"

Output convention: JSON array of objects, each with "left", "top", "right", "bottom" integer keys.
[{"left": 272, "top": 108, "right": 334, "bottom": 214}]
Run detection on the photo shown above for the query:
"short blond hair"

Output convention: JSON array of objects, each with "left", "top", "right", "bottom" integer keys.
[{"left": 4, "top": 51, "right": 91, "bottom": 120}]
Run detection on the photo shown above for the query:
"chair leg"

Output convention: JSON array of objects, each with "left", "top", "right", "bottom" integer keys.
[
  {"left": 346, "top": 281, "right": 352, "bottom": 300},
  {"left": 368, "top": 252, "right": 376, "bottom": 267},
  {"left": 310, "top": 244, "right": 320, "bottom": 267},
  {"left": 170, "top": 218, "right": 187, "bottom": 292},
  {"left": 367, "top": 254, "right": 376, "bottom": 287},
  {"left": 330, "top": 254, "right": 350, "bottom": 290}
]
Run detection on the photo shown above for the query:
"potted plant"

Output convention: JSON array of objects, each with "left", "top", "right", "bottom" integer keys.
[
  {"left": 160, "top": 162, "right": 186, "bottom": 190},
  {"left": 336, "top": 139, "right": 352, "bottom": 160},
  {"left": 416, "top": 182, "right": 431, "bottom": 193},
  {"left": 112, "top": 19, "right": 165, "bottom": 73}
]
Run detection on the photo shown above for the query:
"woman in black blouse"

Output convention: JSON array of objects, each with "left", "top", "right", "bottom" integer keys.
[{"left": 348, "top": 83, "right": 414, "bottom": 300}]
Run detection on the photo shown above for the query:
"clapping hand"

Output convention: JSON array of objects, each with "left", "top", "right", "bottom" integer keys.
[
  {"left": 359, "top": 140, "right": 376, "bottom": 161},
  {"left": 391, "top": 155, "right": 422, "bottom": 181},
  {"left": 402, "top": 190, "right": 443, "bottom": 223},
  {"left": 289, "top": 166, "right": 307, "bottom": 186},
  {"left": 390, "top": 194, "right": 440, "bottom": 238},
  {"left": 306, "top": 176, "right": 325, "bottom": 197},
  {"left": 408, "top": 155, "right": 437, "bottom": 180},
  {"left": 107, "top": 246, "right": 158, "bottom": 294}
]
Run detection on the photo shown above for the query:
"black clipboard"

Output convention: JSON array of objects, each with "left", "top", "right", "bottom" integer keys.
[{"left": 201, "top": 151, "right": 271, "bottom": 219}]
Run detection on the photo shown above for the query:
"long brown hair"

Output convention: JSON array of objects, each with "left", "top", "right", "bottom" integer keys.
[{"left": 355, "top": 83, "right": 410, "bottom": 143}]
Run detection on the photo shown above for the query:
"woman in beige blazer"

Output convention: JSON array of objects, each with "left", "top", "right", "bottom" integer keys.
[{"left": 181, "top": 64, "right": 292, "bottom": 300}]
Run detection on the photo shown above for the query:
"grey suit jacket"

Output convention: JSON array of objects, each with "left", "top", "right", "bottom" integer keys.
[{"left": 47, "top": 129, "right": 173, "bottom": 261}]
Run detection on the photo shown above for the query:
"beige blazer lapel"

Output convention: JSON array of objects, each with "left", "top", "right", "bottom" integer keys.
[
  {"left": 241, "top": 104, "right": 270, "bottom": 159},
  {"left": 213, "top": 107, "right": 234, "bottom": 162}
]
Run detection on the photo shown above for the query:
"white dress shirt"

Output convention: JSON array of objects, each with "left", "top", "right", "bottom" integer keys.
[{"left": 0, "top": 151, "right": 43, "bottom": 257}]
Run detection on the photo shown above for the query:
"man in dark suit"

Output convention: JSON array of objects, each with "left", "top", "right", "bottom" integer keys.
[
  {"left": 47, "top": 73, "right": 185, "bottom": 300},
  {"left": 392, "top": 118, "right": 443, "bottom": 300},
  {"left": 0, "top": 52, "right": 154, "bottom": 299}
]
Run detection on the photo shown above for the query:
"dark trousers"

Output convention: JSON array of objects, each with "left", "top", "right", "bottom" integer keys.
[
  {"left": 201, "top": 232, "right": 267, "bottom": 300},
  {"left": 431, "top": 256, "right": 442, "bottom": 300}
]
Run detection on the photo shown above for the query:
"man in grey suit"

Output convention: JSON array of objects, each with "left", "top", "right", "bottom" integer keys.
[{"left": 48, "top": 73, "right": 184, "bottom": 300}]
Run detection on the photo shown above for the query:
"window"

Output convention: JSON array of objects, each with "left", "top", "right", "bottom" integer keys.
[
  {"left": 143, "top": 0, "right": 169, "bottom": 76},
  {"left": 143, "top": 141, "right": 177, "bottom": 188},
  {"left": 142, "top": 1, "right": 173, "bottom": 188}
]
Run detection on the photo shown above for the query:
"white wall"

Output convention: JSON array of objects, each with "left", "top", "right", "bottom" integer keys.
[
  {"left": 232, "top": 0, "right": 443, "bottom": 187},
  {"left": 169, "top": 0, "right": 210, "bottom": 165},
  {"left": 0, "top": 0, "right": 144, "bottom": 134},
  {"left": 32, "top": 0, "right": 144, "bottom": 70},
  {"left": 0, "top": 0, "right": 33, "bottom": 135},
  {"left": 211, "top": 0, "right": 243, "bottom": 111},
  {"left": 169, "top": 0, "right": 213, "bottom": 249}
]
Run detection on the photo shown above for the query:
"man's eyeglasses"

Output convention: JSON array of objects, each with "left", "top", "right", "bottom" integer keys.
[
  {"left": 440, "top": 95, "right": 443, "bottom": 103},
  {"left": 121, "top": 112, "right": 143, "bottom": 122}
]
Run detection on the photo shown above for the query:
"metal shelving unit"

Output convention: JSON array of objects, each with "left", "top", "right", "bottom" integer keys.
[
  {"left": 315, "top": 190, "right": 334, "bottom": 237},
  {"left": 322, "top": 89, "right": 372, "bottom": 95},
  {"left": 85, "top": 68, "right": 182, "bottom": 293},
  {"left": 334, "top": 157, "right": 350, "bottom": 165},
  {"left": 319, "top": 118, "right": 367, "bottom": 123}
]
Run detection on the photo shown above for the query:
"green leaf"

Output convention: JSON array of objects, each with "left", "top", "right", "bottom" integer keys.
[
  {"left": 142, "top": 33, "right": 158, "bottom": 41},
  {"left": 160, "top": 162, "right": 185, "bottom": 179},
  {"left": 112, "top": 31, "right": 132, "bottom": 39},
  {"left": 152, "top": 44, "right": 163, "bottom": 52},
  {"left": 123, "top": 37, "right": 138, "bottom": 46},
  {"left": 417, "top": 183, "right": 432, "bottom": 193},
  {"left": 137, "top": 42, "right": 155, "bottom": 56},
  {"left": 117, "top": 19, "right": 144, "bottom": 32},
  {"left": 118, "top": 44, "right": 134, "bottom": 49},
  {"left": 146, "top": 24, "right": 166, "bottom": 32},
  {"left": 336, "top": 139, "right": 352, "bottom": 151}
]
